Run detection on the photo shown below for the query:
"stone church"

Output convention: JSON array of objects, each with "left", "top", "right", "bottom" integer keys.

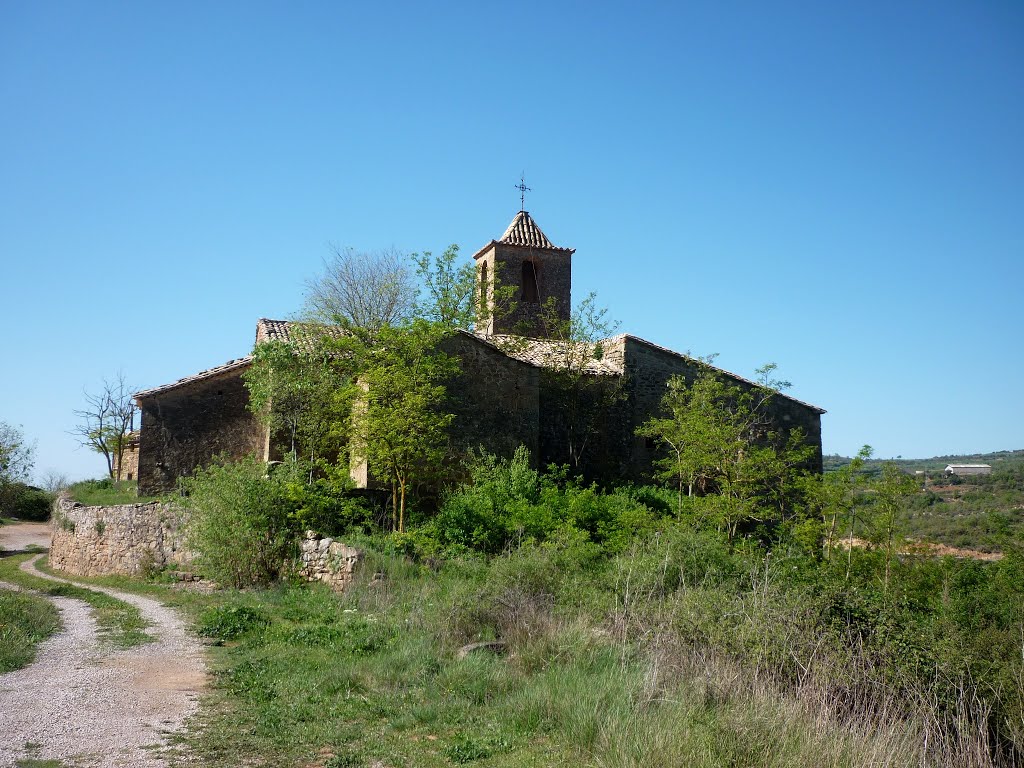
[{"left": 134, "top": 211, "right": 825, "bottom": 496}]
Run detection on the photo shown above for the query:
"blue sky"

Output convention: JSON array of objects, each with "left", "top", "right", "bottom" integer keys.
[{"left": 1, "top": 1, "right": 1021, "bottom": 482}]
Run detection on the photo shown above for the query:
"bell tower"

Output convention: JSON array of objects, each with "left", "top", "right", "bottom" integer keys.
[{"left": 472, "top": 210, "right": 575, "bottom": 338}]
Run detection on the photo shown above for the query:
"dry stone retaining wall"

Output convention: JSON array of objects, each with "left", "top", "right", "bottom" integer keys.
[
  {"left": 49, "top": 495, "right": 193, "bottom": 577},
  {"left": 297, "top": 530, "right": 362, "bottom": 591}
]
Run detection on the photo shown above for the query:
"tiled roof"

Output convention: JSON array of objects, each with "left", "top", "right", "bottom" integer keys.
[
  {"left": 472, "top": 211, "right": 575, "bottom": 259},
  {"left": 486, "top": 334, "right": 622, "bottom": 376},
  {"left": 500, "top": 211, "right": 572, "bottom": 251},
  {"left": 134, "top": 357, "right": 253, "bottom": 399},
  {"left": 256, "top": 318, "right": 348, "bottom": 354}
]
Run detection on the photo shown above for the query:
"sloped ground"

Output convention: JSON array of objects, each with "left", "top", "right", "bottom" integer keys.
[{"left": 0, "top": 549, "right": 206, "bottom": 768}]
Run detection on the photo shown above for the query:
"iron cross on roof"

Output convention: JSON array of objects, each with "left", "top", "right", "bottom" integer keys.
[{"left": 515, "top": 174, "right": 531, "bottom": 212}]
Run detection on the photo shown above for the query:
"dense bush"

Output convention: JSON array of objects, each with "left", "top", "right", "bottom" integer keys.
[
  {"left": 427, "top": 448, "right": 668, "bottom": 555},
  {"left": 182, "top": 455, "right": 371, "bottom": 588},
  {"left": 0, "top": 482, "right": 53, "bottom": 521}
]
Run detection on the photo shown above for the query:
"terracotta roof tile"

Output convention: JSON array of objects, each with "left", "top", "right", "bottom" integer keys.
[
  {"left": 255, "top": 318, "right": 348, "bottom": 354},
  {"left": 485, "top": 334, "right": 622, "bottom": 375},
  {"left": 472, "top": 211, "right": 575, "bottom": 260}
]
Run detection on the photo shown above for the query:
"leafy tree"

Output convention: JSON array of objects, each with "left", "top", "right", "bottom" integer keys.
[
  {"left": 245, "top": 327, "right": 356, "bottom": 471},
  {"left": 0, "top": 422, "right": 33, "bottom": 485},
  {"left": 348, "top": 320, "right": 459, "bottom": 532},
  {"left": 638, "top": 362, "right": 815, "bottom": 542},
  {"left": 71, "top": 374, "right": 137, "bottom": 481},
  {"left": 800, "top": 444, "right": 873, "bottom": 559},
  {"left": 412, "top": 245, "right": 477, "bottom": 332},
  {"left": 413, "top": 244, "right": 518, "bottom": 335},
  {"left": 866, "top": 462, "right": 920, "bottom": 593}
]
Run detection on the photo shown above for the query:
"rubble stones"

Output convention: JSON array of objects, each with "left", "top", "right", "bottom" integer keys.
[{"left": 297, "top": 530, "right": 362, "bottom": 592}]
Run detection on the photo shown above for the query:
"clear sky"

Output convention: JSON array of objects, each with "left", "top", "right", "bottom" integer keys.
[{"left": 2, "top": 1, "right": 1021, "bottom": 482}]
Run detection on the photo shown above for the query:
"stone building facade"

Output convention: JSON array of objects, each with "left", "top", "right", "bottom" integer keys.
[{"left": 134, "top": 211, "right": 824, "bottom": 495}]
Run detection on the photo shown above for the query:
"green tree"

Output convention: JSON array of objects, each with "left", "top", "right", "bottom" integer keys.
[
  {"left": 412, "top": 245, "right": 479, "bottom": 332},
  {"left": 348, "top": 320, "right": 459, "bottom": 532},
  {"left": 0, "top": 422, "right": 33, "bottom": 485},
  {"left": 800, "top": 444, "right": 873, "bottom": 559},
  {"left": 638, "top": 362, "right": 814, "bottom": 541},
  {"left": 245, "top": 327, "right": 356, "bottom": 472},
  {"left": 637, "top": 371, "right": 721, "bottom": 515},
  {"left": 866, "top": 462, "right": 920, "bottom": 593},
  {"left": 412, "top": 244, "right": 515, "bottom": 334}
]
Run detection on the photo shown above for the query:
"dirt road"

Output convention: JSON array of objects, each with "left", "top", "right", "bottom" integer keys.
[
  {"left": 0, "top": 520, "right": 52, "bottom": 553},
  {"left": 0, "top": 546, "right": 207, "bottom": 767}
]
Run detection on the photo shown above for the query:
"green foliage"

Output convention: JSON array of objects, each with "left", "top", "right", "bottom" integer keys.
[
  {"left": 0, "top": 421, "right": 34, "bottom": 484},
  {"left": 183, "top": 455, "right": 371, "bottom": 587},
  {"left": 0, "top": 589, "right": 61, "bottom": 673},
  {"left": 245, "top": 333, "right": 353, "bottom": 465},
  {"left": 412, "top": 244, "right": 479, "bottom": 332},
  {"left": 428, "top": 448, "right": 665, "bottom": 555},
  {"left": 638, "top": 363, "right": 816, "bottom": 541},
  {"left": 0, "top": 482, "right": 52, "bottom": 521},
  {"left": 198, "top": 605, "right": 270, "bottom": 641},
  {"left": 183, "top": 456, "right": 299, "bottom": 588},
  {"left": 350, "top": 320, "right": 459, "bottom": 532}
]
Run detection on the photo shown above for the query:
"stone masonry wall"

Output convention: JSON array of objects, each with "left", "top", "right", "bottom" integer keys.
[
  {"left": 481, "top": 243, "right": 572, "bottom": 338},
  {"left": 297, "top": 531, "right": 363, "bottom": 591},
  {"left": 137, "top": 368, "right": 266, "bottom": 495},
  {"left": 49, "top": 495, "right": 192, "bottom": 577},
  {"left": 442, "top": 332, "right": 541, "bottom": 466},
  {"left": 620, "top": 337, "right": 824, "bottom": 482}
]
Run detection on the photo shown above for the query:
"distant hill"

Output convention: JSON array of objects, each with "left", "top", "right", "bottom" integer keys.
[{"left": 823, "top": 448, "right": 1024, "bottom": 475}]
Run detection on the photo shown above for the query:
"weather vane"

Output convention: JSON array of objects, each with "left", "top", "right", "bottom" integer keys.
[{"left": 515, "top": 174, "right": 531, "bottom": 212}]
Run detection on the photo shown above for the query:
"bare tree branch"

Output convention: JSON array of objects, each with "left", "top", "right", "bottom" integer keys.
[
  {"left": 72, "top": 373, "right": 137, "bottom": 481},
  {"left": 302, "top": 245, "right": 417, "bottom": 332}
]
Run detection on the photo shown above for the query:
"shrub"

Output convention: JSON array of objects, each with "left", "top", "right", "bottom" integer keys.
[
  {"left": 183, "top": 455, "right": 372, "bottom": 587},
  {"left": 0, "top": 482, "right": 53, "bottom": 521},
  {"left": 429, "top": 448, "right": 669, "bottom": 556},
  {"left": 183, "top": 456, "right": 298, "bottom": 588}
]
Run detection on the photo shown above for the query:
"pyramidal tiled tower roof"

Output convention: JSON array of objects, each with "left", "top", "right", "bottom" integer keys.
[{"left": 473, "top": 210, "right": 575, "bottom": 259}]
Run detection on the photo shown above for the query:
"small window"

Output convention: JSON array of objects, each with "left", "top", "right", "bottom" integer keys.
[
  {"left": 479, "top": 261, "right": 488, "bottom": 306},
  {"left": 522, "top": 260, "right": 539, "bottom": 303}
]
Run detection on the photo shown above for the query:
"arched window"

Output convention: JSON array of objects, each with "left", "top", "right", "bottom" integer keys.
[
  {"left": 479, "top": 261, "right": 488, "bottom": 307},
  {"left": 522, "top": 260, "right": 539, "bottom": 303}
]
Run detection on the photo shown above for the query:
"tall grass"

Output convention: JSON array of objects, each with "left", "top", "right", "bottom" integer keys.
[{"left": 167, "top": 533, "right": 1021, "bottom": 767}]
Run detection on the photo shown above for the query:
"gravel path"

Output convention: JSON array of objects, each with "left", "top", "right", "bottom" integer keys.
[{"left": 0, "top": 555, "right": 207, "bottom": 767}]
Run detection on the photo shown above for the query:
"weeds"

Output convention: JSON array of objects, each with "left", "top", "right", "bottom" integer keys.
[{"left": 0, "top": 589, "right": 61, "bottom": 672}]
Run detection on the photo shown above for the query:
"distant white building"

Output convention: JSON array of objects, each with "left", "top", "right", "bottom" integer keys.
[{"left": 944, "top": 464, "right": 992, "bottom": 476}]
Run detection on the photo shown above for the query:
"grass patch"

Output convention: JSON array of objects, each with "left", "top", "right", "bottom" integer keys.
[
  {"left": 65, "top": 479, "right": 162, "bottom": 507},
  {"left": 0, "top": 554, "right": 152, "bottom": 648},
  {"left": 0, "top": 588, "right": 61, "bottom": 672}
]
